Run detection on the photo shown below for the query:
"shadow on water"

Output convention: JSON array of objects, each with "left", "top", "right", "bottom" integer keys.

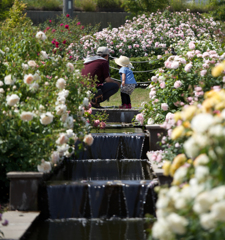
[{"left": 21, "top": 218, "right": 154, "bottom": 240}]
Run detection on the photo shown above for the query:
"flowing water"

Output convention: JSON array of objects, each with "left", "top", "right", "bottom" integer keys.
[{"left": 22, "top": 127, "right": 157, "bottom": 240}]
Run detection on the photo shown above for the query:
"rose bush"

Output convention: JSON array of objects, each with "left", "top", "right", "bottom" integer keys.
[
  {"left": 150, "top": 60, "right": 225, "bottom": 239},
  {"left": 0, "top": 1, "right": 98, "bottom": 202}
]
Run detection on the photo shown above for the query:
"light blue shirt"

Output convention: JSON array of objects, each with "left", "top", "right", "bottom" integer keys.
[{"left": 119, "top": 67, "right": 137, "bottom": 84}]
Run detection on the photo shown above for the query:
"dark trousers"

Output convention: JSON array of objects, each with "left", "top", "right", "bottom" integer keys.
[
  {"left": 121, "top": 92, "right": 131, "bottom": 105},
  {"left": 97, "top": 82, "right": 119, "bottom": 102}
]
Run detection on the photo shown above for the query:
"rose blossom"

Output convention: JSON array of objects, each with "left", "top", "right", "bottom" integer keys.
[
  {"left": 55, "top": 104, "right": 67, "bottom": 115},
  {"left": 94, "top": 119, "right": 100, "bottom": 127},
  {"left": 136, "top": 113, "right": 144, "bottom": 125},
  {"left": 6, "top": 94, "right": 20, "bottom": 106},
  {"left": 20, "top": 111, "right": 33, "bottom": 121},
  {"left": 66, "top": 62, "right": 74, "bottom": 72},
  {"left": 171, "top": 61, "right": 179, "bottom": 69},
  {"left": 36, "top": 31, "right": 47, "bottom": 41},
  {"left": 37, "top": 159, "right": 51, "bottom": 173},
  {"left": 174, "top": 80, "right": 182, "bottom": 88},
  {"left": 99, "top": 121, "right": 106, "bottom": 129},
  {"left": 184, "top": 63, "right": 192, "bottom": 72},
  {"left": 200, "top": 70, "right": 207, "bottom": 77},
  {"left": 83, "top": 134, "right": 94, "bottom": 146},
  {"left": 56, "top": 133, "right": 69, "bottom": 145},
  {"left": 51, "top": 151, "right": 60, "bottom": 164},
  {"left": 40, "top": 112, "right": 54, "bottom": 125},
  {"left": 4, "top": 74, "right": 16, "bottom": 85},
  {"left": 161, "top": 103, "right": 169, "bottom": 111},
  {"left": 28, "top": 60, "right": 37, "bottom": 68},
  {"left": 56, "top": 78, "right": 66, "bottom": 89},
  {"left": 63, "top": 116, "right": 74, "bottom": 129},
  {"left": 160, "top": 82, "right": 166, "bottom": 88},
  {"left": 24, "top": 74, "right": 34, "bottom": 85},
  {"left": 189, "top": 41, "right": 195, "bottom": 50},
  {"left": 22, "top": 63, "right": 29, "bottom": 70}
]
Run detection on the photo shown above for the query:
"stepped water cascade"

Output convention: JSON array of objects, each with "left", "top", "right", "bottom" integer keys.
[{"left": 22, "top": 121, "right": 158, "bottom": 240}]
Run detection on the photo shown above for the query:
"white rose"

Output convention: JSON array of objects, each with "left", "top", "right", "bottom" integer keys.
[
  {"left": 6, "top": 94, "right": 20, "bottom": 106},
  {"left": 40, "top": 112, "right": 54, "bottom": 125},
  {"left": 195, "top": 166, "right": 209, "bottom": 182},
  {"left": 57, "top": 144, "right": 69, "bottom": 156},
  {"left": 193, "top": 191, "right": 214, "bottom": 214},
  {"left": 200, "top": 213, "right": 216, "bottom": 230},
  {"left": 37, "top": 159, "right": 51, "bottom": 173},
  {"left": 66, "top": 129, "right": 78, "bottom": 143},
  {"left": 50, "top": 151, "right": 60, "bottom": 164},
  {"left": 20, "top": 111, "right": 33, "bottom": 121},
  {"left": 58, "top": 89, "right": 69, "bottom": 98},
  {"left": 208, "top": 125, "right": 224, "bottom": 137},
  {"left": 24, "top": 74, "right": 34, "bottom": 85},
  {"left": 191, "top": 113, "right": 214, "bottom": 133},
  {"left": 167, "top": 213, "right": 188, "bottom": 235},
  {"left": 28, "top": 60, "right": 37, "bottom": 68},
  {"left": 40, "top": 51, "right": 48, "bottom": 60},
  {"left": 0, "top": 88, "right": 4, "bottom": 93},
  {"left": 152, "top": 218, "right": 174, "bottom": 240},
  {"left": 64, "top": 147, "right": 74, "bottom": 158},
  {"left": 174, "top": 197, "right": 187, "bottom": 209},
  {"left": 194, "top": 154, "right": 209, "bottom": 166},
  {"left": 22, "top": 63, "right": 29, "bottom": 70},
  {"left": 86, "top": 90, "right": 92, "bottom": 98},
  {"left": 56, "top": 133, "right": 69, "bottom": 145},
  {"left": 60, "top": 112, "right": 69, "bottom": 122},
  {"left": 29, "top": 83, "right": 39, "bottom": 92},
  {"left": 173, "top": 167, "right": 188, "bottom": 183},
  {"left": 0, "top": 81, "right": 3, "bottom": 86},
  {"left": 56, "top": 78, "right": 66, "bottom": 89},
  {"left": 147, "top": 118, "right": 154, "bottom": 125},
  {"left": 36, "top": 31, "right": 47, "bottom": 41},
  {"left": 184, "top": 137, "right": 199, "bottom": 159},
  {"left": 55, "top": 104, "right": 67, "bottom": 115},
  {"left": 211, "top": 186, "right": 225, "bottom": 201},
  {"left": 211, "top": 200, "right": 225, "bottom": 221},
  {"left": 63, "top": 116, "right": 74, "bottom": 129},
  {"left": 83, "top": 97, "right": 89, "bottom": 107},
  {"left": 156, "top": 196, "right": 170, "bottom": 209},
  {"left": 4, "top": 74, "right": 16, "bottom": 85},
  {"left": 66, "top": 62, "right": 74, "bottom": 72},
  {"left": 33, "top": 73, "right": 41, "bottom": 81},
  {"left": 83, "top": 134, "right": 94, "bottom": 146}
]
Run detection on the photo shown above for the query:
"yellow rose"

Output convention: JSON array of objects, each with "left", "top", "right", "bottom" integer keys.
[
  {"left": 182, "top": 105, "right": 198, "bottom": 121},
  {"left": 174, "top": 112, "right": 182, "bottom": 122},
  {"left": 173, "top": 154, "right": 187, "bottom": 169},
  {"left": 171, "top": 125, "right": 185, "bottom": 140},
  {"left": 162, "top": 161, "right": 171, "bottom": 176},
  {"left": 170, "top": 164, "right": 177, "bottom": 177},
  {"left": 215, "top": 101, "right": 225, "bottom": 111},
  {"left": 211, "top": 61, "right": 225, "bottom": 77}
]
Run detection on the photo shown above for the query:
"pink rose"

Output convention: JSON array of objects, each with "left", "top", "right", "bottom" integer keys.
[
  {"left": 200, "top": 70, "right": 207, "bottom": 76},
  {"left": 136, "top": 113, "right": 144, "bottom": 125},
  {"left": 160, "top": 82, "right": 166, "bottom": 88},
  {"left": 184, "top": 63, "right": 192, "bottom": 72},
  {"left": 174, "top": 80, "right": 182, "bottom": 88},
  {"left": 171, "top": 61, "right": 179, "bottom": 69},
  {"left": 189, "top": 41, "right": 195, "bottom": 50},
  {"left": 83, "top": 134, "right": 94, "bottom": 146},
  {"left": 161, "top": 103, "right": 169, "bottom": 111},
  {"left": 93, "top": 120, "right": 100, "bottom": 127},
  {"left": 99, "top": 121, "right": 106, "bottom": 129}
]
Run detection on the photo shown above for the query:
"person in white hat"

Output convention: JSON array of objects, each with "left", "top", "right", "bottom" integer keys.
[
  {"left": 114, "top": 56, "right": 137, "bottom": 109},
  {"left": 81, "top": 46, "right": 119, "bottom": 108}
]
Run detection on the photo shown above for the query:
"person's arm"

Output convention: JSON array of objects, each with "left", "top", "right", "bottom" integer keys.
[{"left": 121, "top": 73, "right": 126, "bottom": 87}]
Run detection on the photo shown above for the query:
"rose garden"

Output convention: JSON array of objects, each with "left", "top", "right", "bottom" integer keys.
[{"left": 1, "top": 0, "right": 225, "bottom": 239}]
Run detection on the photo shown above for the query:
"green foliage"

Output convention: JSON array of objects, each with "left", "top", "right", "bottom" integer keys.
[
  {"left": 211, "top": 0, "right": 225, "bottom": 20},
  {"left": 110, "top": 56, "right": 165, "bottom": 83},
  {"left": 80, "top": 0, "right": 97, "bottom": 12},
  {"left": 2, "top": 0, "right": 32, "bottom": 29},
  {"left": 0, "top": 0, "right": 14, "bottom": 21},
  {"left": 122, "top": 0, "right": 169, "bottom": 17},
  {"left": 96, "top": 0, "right": 123, "bottom": 9},
  {"left": 21, "top": 0, "right": 62, "bottom": 11}
]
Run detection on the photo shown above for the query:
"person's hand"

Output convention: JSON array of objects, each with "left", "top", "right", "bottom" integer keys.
[{"left": 122, "top": 81, "right": 125, "bottom": 87}]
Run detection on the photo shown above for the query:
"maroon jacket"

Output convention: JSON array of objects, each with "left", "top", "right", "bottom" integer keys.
[{"left": 81, "top": 59, "right": 109, "bottom": 85}]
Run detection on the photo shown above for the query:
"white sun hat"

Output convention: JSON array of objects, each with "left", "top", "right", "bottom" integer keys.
[{"left": 114, "top": 56, "right": 133, "bottom": 68}]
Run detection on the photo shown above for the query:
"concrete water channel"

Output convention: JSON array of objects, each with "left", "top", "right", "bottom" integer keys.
[{"left": 6, "top": 109, "right": 160, "bottom": 240}]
